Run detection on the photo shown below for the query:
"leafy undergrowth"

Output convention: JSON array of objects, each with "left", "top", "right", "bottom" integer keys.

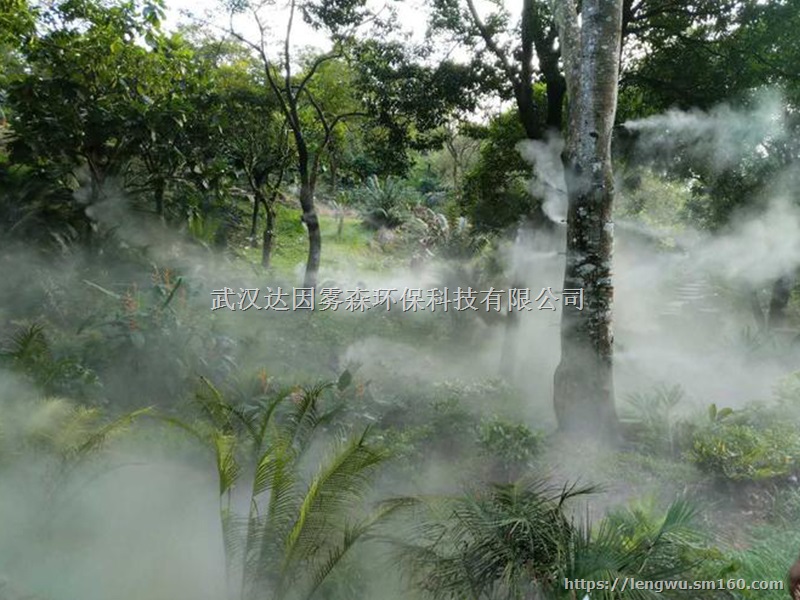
[
  {"left": 239, "top": 202, "right": 405, "bottom": 276},
  {"left": 3, "top": 228, "right": 800, "bottom": 599}
]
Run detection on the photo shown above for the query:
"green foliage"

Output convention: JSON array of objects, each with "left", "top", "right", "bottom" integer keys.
[
  {"left": 773, "top": 370, "right": 800, "bottom": 405},
  {"left": 721, "top": 525, "right": 800, "bottom": 600},
  {"left": 0, "top": 323, "right": 99, "bottom": 397},
  {"left": 0, "top": 163, "right": 91, "bottom": 246},
  {"left": 689, "top": 419, "right": 800, "bottom": 482},
  {"left": 354, "top": 175, "right": 422, "bottom": 229},
  {"left": 76, "top": 267, "right": 222, "bottom": 408},
  {"left": 477, "top": 416, "right": 543, "bottom": 467},
  {"left": 164, "top": 373, "right": 400, "bottom": 600},
  {"left": 460, "top": 110, "right": 535, "bottom": 234},
  {"left": 397, "top": 205, "right": 489, "bottom": 262},
  {"left": 686, "top": 398, "right": 800, "bottom": 482},
  {"left": 0, "top": 394, "right": 152, "bottom": 528},
  {"left": 400, "top": 479, "right": 588, "bottom": 599},
  {"left": 400, "top": 481, "right": 709, "bottom": 600},
  {"left": 7, "top": 0, "right": 163, "bottom": 183},
  {"left": 351, "top": 39, "right": 483, "bottom": 171},
  {"left": 569, "top": 498, "right": 711, "bottom": 600},
  {"left": 621, "top": 384, "right": 686, "bottom": 457},
  {"left": 621, "top": 0, "right": 800, "bottom": 233},
  {"left": 0, "top": 396, "right": 147, "bottom": 464}
]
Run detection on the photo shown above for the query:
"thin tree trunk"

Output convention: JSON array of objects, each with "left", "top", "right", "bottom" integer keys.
[
  {"left": 299, "top": 179, "right": 321, "bottom": 288},
  {"left": 290, "top": 105, "right": 322, "bottom": 287},
  {"left": 499, "top": 284, "right": 521, "bottom": 379},
  {"left": 768, "top": 275, "right": 794, "bottom": 330},
  {"left": 330, "top": 158, "right": 338, "bottom": 195},
  {"left": 514, "top": 82, "right": 542, "bottom": 140},
  {"left": 552, "top": 0, "right": 623, "bottom": 437},
  {"left": 154, "top": 178, "right": 165, "bottom": 218},
  {"left": 750, "top": 290, "right": 766, "bottom": 330},
  {"left": 544, "top": 76, "right": 566, "bottom": 130},
  {"left": 249, "top": 194, "right": 259, "bottom": 242},
  {"left": 261, "top": 197, "right": 276, "bottom": 269}
]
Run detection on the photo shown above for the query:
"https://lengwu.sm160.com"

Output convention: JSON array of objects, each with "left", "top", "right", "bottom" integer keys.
[{"left": 564, "top": 577, "right": 784, "bottom": 594}]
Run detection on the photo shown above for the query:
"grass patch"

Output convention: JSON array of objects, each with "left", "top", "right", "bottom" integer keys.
[
  {"left": 722, "top": 525, "right": 797, "bottom": 599},
  {"left": 240, "top": 202, "right": 405, "bottom": 276}
]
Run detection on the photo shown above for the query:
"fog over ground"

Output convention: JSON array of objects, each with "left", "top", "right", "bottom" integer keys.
[{"left": 1, "top": 91, "right": 799, "bottom": 599}]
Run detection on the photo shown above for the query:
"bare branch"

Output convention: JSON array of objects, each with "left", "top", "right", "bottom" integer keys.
[
  {"left": 550, "top": 0, "right": 580, "bottom": 96},
  {"left": 464, "top": 0, "right": 518, "bottom": 83},
  {"left": 295, "top": 51, "right": 342, "bottom": 98},
  {"left": 284, "top": 0, "right": 296, "bottom": 98}
]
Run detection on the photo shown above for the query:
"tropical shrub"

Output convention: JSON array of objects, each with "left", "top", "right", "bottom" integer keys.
[
  {"left": 689, "top": 420, "right": 800, "bottom": 482},
  {"left": 166, "top": 373, "right": 404, "bottom": 600},
  {"left": 354, "top": 175, "right": 421, "bottom": 229},
  {"left": 399, "top": 480, "right": 710, "bottom": 600},
  {"left": 621, "top": 384, "right": 688, "bottom": 457},
  {"left": 477, "top": 416, "right": 543, "bottom": 476},
  {"left": 0, "top": 323, "right": 99, "bottom": 398}
]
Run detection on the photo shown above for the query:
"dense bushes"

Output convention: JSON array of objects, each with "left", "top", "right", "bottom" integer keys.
[
  {"left": 353, "top": 175, "right": 422, "bottom": 229},
  {"left": 622, "top": 378, "right": 800, "bottom": 485},
  {"left": 399, "top": 481, "right": 714, "bottom": 600},
  {"left": 690, "top": 419, "right": 800, "bottom": 481}
]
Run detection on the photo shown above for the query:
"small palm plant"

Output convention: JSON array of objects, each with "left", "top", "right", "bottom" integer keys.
[
  {"left": 399, "top": 479, "right": 708, "bottom": 600},
  {"left": 397, "top": 479, "right": 594, "bottom": 599},
  {"left": 563, "top": 498, "right": 708, "bottom": 600},
  {"left": 621, "top": 384, "right": 685, "bottom": 457},
  {"left": 0, "top": 395, "right": 151, "bottom": 528},
  {"left": 166, "top": 374, "right": 404, "bottom": 600},
  {"left": 356, "top": 175, "right": 419, "bottom": 229}
]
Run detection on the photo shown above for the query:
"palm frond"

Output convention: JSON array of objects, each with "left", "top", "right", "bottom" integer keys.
[
  {"left": 285, "top": 382, "right": 336, "bottom": 451},
  {"left": 303, "top": 498, "right": 411, "bottom": 600},
  {"left": 1, "top": 322, "right": 49, "bottom": 363},
  {"left": 213, "top": 430, "right": 240, "bottom": 497},
  {"left": 280, "top": 431, "right": 388, "bottom": 582},
  {"left": 70, "top": 407, "right": 153, "bottom": 461}
]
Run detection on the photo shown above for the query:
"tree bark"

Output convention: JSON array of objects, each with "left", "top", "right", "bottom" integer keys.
[
  {"left": 296, "top": 146, "right": 322, "bottom": 287},
  {"left": 261, "top": 196, "right": 276, "bottom": 269},
  {"left": 768, "top": 274, "right": 794, "bottom": 330},
  {"left": 551, "top": 0, "right": 623, "bottom": 437},
  {"left": 249, "top": 193, "right": 259, "bottom": 241},
  {"left": 154, "top": 177, "right": 165, "bottom": 219}
]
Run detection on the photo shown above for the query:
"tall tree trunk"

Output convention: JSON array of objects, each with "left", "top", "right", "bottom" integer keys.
[
  {"left": 261, "top": 197, "right": 276, "bottom": 269},
  {"left": 514, "top": 81, "right": 542, "bottom": 140},
  {"left": 249, "top": 193, "right": 259, "bottom": 242},
  {"left": 154, "top": 178, "right": 165, "bottom": 219},
  {"left": 291, "top": 117, "right": 322, "bottom": 287},
  {"left": 768, "top": 274, "right": 794, "bottom": 330},
  {"left": 298, "top": 176, "right": 321, "bottom": 287},
  {"left": 552, "top": 0, "right": 623, "bottom": 437},
  {"left": 750, "top": 290, "right": 766, "bottom": 330}
]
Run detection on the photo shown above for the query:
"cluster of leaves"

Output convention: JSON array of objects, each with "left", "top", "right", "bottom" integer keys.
[
  {"left": 719, "top": 524, "right": 800, "bottom": 600},
  {"left": 460, "top": 110, "right": 536, "bottom": 235},
  {"left": 400, "top": 481, "right": 712, "bottom": 600},
  {"left": 357, "top": 379, "right": 541, "bottom": 482},
  {"left": 621, "top": 384, "right": 689, "bottom": 457},
  {"left": 689, "top": 410, "right": 800, "bottom": 482},
  {"left": 398, "top": 206, "right": 489, "bottom": 263},
  {"left": 351, "top": 175, "right": 422, "bottom": 229},
  {"left": 622, "top": 381, "right": 800, "bottom": 483},
  {"left": 0, "top": 395, "right": 148, "bottom": 471},
  {"left": 73, "top": 264, "right": 234, "bottom": 408},
  {"left": 165, "top": 373, "right": 407, "bottom": 600},
  {"left": 477, "top": 416, "right": 543, "bottom": 467},
  {"left": 0, "top": 322, "right": 99, "bottom": 398}
]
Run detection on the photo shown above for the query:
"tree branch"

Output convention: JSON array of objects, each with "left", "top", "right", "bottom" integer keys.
[
  {"left": 295, "top": 51, "right": 342, "bottom": 99},
  {"left": 464, "top": 0, "right": 518, "bottom": 84}
]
